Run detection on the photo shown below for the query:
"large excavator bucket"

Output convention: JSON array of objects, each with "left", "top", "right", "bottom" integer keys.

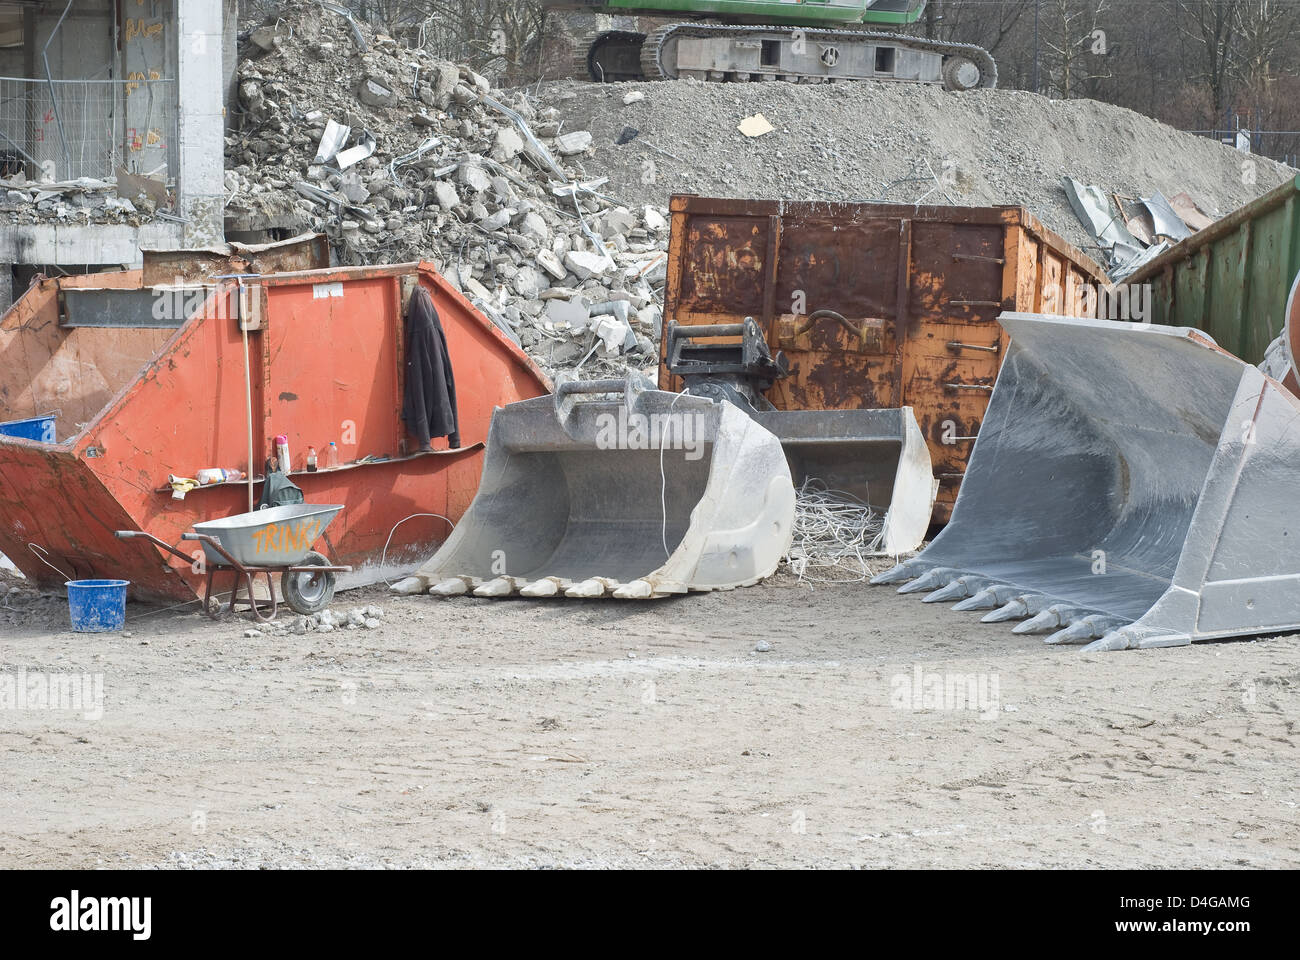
[
  {"left": 664, "top": 320, "right": 936, "bottom": 555},
  {"left": 752, "top": 408, "right": 936, "bottom": 556},
  {"left": 874, "top": 313, "right": 1300, "bottom": 651},
  {"left": 408, "top": 380, "right": 795, "bottom": 599}
]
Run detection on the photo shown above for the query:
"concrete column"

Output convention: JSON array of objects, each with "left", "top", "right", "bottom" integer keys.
[
  {"left": 223, "top": 0, "right": 239, "bottom": 128},
  {"left": 0, "top": 265, "right": 13, "bottom": 316},
  {"left": 176, "top": 0, "right": 226, "bottom": 247}
]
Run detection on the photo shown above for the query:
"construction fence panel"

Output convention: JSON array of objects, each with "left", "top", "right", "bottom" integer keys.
[{"left": 0, "top": 76, "right": 177, "bottom": 183}]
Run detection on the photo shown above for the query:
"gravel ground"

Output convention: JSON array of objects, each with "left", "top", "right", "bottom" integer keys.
[
  {"left": 2, "top": 573, "right": 1297, "bottom": 869},
  {"left": 546, "top": 78, "right": 1297, "bottom": 259}
]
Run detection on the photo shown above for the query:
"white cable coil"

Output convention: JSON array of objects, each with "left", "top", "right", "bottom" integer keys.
[{"left": 786, "top": 478, "right": 885, "bottom": 584}]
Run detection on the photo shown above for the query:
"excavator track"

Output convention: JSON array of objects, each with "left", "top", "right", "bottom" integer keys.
[
  {"left": 596, "top": 22, "right": 998, "bottom": 90},
  {"left": 574, "top": 30, "right": 647, "bottom": 82}
]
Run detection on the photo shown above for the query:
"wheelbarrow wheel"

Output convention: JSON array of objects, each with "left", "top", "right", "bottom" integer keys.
[{"left": 282, "top": 551, "right": 337, "bottom": 616}]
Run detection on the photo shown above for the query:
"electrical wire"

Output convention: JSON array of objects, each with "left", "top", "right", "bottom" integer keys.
[
  {"left": 379, "top": 513, "right": 455, "bottom": 586},
  {"left": 785, "top": 478, "right": 886, "bottom": 584}
]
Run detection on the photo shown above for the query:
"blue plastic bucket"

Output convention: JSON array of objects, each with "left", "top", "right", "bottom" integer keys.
[
  {"left": 67, "top": 580, "right": 130, "bottom": 633},
  {"left": 0, "top": 414, "right": 57, "bottom": 442}
]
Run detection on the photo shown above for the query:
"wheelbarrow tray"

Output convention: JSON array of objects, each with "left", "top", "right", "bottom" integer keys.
[{"left": 192, "top": 504, "right": 344, "bottom": 567}]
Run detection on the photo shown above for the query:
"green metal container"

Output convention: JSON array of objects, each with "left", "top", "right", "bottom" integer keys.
[{"left": 1128, "top": 174, "right": 1300, "bottom": 365}]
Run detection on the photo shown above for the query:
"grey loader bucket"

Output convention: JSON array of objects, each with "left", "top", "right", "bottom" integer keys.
[
  {"left": 407, "top": 380, "right": 795, "bottom": 599},
  {"left": 752, "top": 408, "right": 936, "bottom": 556},
  {"left": 874, "top": 313, "right": 1300, "bottom": 651}
]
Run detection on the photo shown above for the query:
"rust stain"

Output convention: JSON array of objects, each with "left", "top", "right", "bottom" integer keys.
[{"left": 660, "top": 197, "right": 1108, "bottom": 524}]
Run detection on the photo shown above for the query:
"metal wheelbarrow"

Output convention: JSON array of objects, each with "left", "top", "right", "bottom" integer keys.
[{"left": 116, "top": 504, "right": 350, "bottom": 622}]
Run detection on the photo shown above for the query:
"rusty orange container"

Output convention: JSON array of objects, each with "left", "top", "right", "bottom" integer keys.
[
  {"left": 0, "top": 261, "right": 549, "bottom": 602},
  {"left": 658, "top": 196, "right": 1107, "bottom": 522}
]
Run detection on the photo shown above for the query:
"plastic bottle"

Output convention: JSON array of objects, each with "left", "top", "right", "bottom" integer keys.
[
  {"left": 274, "top": 435, "right": 290, "bottom": 474},
  {"left": 326, "top": 442, "right": 340, "bottom": 469},
  {"left": 197, "top": 468, "right": 247, "bottom": 485},
  {"left": 306, "top": 446, "right": 318, "bottom": 473}
]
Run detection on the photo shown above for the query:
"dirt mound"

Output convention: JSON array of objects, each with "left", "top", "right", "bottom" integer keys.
[{"left": 547, "top": 78, "right": 1296, "bottom": 258}]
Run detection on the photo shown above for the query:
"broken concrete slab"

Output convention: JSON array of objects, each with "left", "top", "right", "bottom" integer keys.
[
  {"left": 555, "top": 131, "right": 594, "bottom": 156},
  {"left": 563, "top": 249, "right": 611, "bottom": 281}
]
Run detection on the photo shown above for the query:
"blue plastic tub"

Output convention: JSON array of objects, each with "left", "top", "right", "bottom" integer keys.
[
  {"left": 67, "top": 580, "right": 130, "bottom": 633},
  {"left": 0, "top": 414, "right": 56, "bottom": 442}
]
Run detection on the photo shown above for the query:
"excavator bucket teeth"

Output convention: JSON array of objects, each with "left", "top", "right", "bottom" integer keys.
[
  {"left": 882, "top": 313, "right": 1300, "bottom": 651},
  {"left": 411, "top": 382, "right": 795, "bottom": 599},
  {"left": 952, "top": 585, "right": 1018, "bottom": 612},
  {"left": 897, "top": 567, "right": 959, "bottom": 595},
  {"left": 870, "top": 558, "right": 931, "bottom": 585},
  {"left": 923, "top": 576, "right": 989, "bottom": 604}
]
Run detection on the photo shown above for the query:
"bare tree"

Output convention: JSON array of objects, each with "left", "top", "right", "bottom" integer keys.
[
  {"left": 1039, "top": 0, "right": 1112, "bottom": 98},
  {"left": 1173, "top": 0, "right": 1241, "bottom": 121},
  {"left": 240, "top": 0, "right": 545, "bottom": 83}
]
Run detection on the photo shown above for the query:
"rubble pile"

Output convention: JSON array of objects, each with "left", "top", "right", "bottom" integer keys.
[
  {"left": 226, "top": 8, "right": 667, "bottom": 383},
  {"left": 0, "top": 173, "right": 167, "bottom": 226},
  {"left": 242, "top": 604, "right": 387, "bottom": 637},
  {"left": 0, "top": 572, "right": 64, "bottom": 630}
]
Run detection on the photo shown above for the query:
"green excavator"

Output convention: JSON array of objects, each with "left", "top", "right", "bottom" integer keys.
[{"left": 545, "top": 0, "right": 996, "bottom": 90}]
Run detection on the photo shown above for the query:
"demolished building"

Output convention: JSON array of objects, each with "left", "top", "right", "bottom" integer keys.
[{"left": 0, "top": 0, "right": 239, "bottom": 312}]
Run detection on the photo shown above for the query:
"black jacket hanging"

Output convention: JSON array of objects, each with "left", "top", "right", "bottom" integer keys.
[{"left": 401, "top": 286, "right": 461, "bottom": 449}]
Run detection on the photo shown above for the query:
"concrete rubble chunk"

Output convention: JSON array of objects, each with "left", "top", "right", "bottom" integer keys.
[
  {"left": 479, "top": 208, "right": 513, "bottom": 232},
  {"left": 545, "top": 296, "right": 590, "bottom": 328},
  {"left": 512, "top": 265, "right": 549, "bottom": 298},
  {"left": 598, "top": 207, "right": 638, "bottom": 237},
  {"left": 457, "top": 162, "right": 492, "bottom": 193},
  {"left": 463, "top": 275, "right": 494, "bottom": 301},
  {"left": 433, "top": 181, "right": 459, "bottom": 210},
  {"left": 738, "top": 113, "right": 775, "bottom": 137},
  {"left": 593, "top": 316, "right": 635, "bottom": 354},
  {"left": 554, "top": 131, "right": 593, "bottom": 156},
  {"left": 536, "top": 249, "right": 567, "bottom": 280},
  {"left": 357, "top": 77, "right": 396, "bottom": 109},
  {"left": 519, "top": 211, "right": 549, "bottom": 242},
  {"left": 491, "top": 127, "right": 524, "bottom": 162},
  {"left": 431, "top": 62, "right": 460, "bottom": 109},
  {"left": 563, "top": 249, "right": 611, "bottom": 281},
  {"left": 250, "top": 24, "right": 289, "bottom": 52}
]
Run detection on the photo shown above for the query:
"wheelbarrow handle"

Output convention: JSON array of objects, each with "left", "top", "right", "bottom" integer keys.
[
  {"left": 182, "top": 532, "right": 239, "bottom": 568},
  {"left": 114, "top": 529, "right": 193, "bottom": 565}
]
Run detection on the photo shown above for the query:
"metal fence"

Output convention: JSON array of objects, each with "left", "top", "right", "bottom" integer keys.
[
  {"left": 1186, "top": 128, "right": 1300, "bottom": 168},
  {"left": 0, "top": 76, "right": 178, "bottom": 183}
]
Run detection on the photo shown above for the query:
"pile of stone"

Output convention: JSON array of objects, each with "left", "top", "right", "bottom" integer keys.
[
  {"left": 0, "top": 173, "right": 164, "bottom": 226},
  {"left": 243, "top": 603, "right": 387, "bottom": 637},
  {"left": 227, "top": 7, "right": 668, "bottom": 383},
  {"left": 0, "top": 573, "right": 66, "bottom": 630}
]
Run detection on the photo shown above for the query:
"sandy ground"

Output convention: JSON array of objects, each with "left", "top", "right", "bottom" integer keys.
[{"left": 1, "top": 570, "right": 1298, "bottom": 870}]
